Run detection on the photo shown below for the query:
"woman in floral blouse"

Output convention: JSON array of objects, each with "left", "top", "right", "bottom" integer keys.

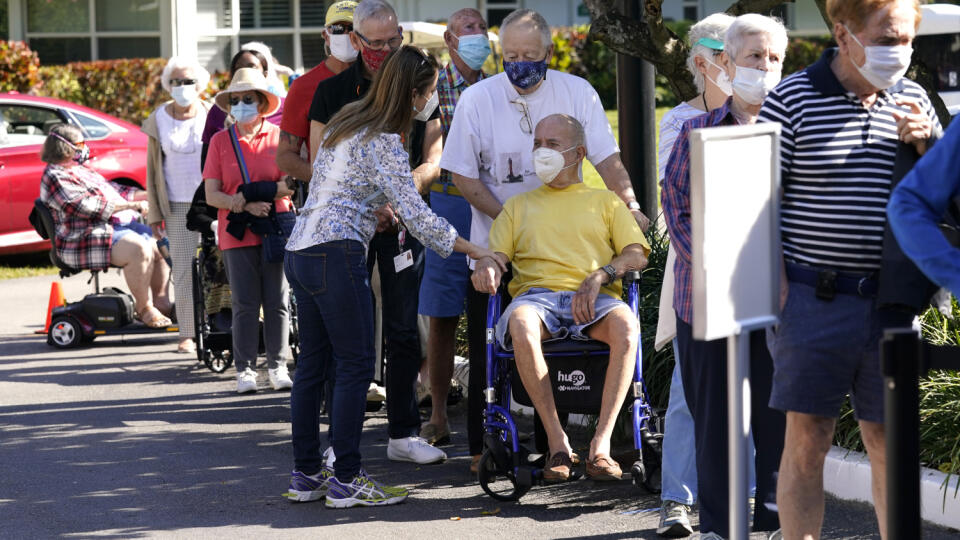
[{"left": 283, "top": 45, "right": 501, "bottom": 509}]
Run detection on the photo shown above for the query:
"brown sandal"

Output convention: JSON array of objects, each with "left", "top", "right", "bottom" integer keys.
[
  {"left": 586, "top": 454, "right": 622, "bottom": 481},
  {"left": 137, "top": 306, "right": 172, "bottom": 328}
]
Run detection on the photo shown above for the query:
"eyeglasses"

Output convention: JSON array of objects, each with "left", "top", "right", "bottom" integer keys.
[
  {"left": 328, "top": 23, "right": 353, "bottom": 35},
  {"left": 355, "top": 29, "right": 403, "bottom": 50},
  {"left": 229, "top": 95, "right": 259, "bottom": 106},
  {"left": 170, "top": 78, "right": 197, "bottom": 87},
  {"left": 510, "top": 97, "right": 532, "bottom": 135}
]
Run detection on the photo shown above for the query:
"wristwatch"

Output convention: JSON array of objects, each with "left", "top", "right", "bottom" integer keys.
[
  {"left": 601, "top": 264, "right": 617, "bottom": 285},
  {"left": 626, "top": 201, "right": 641, "bottom": 211}
]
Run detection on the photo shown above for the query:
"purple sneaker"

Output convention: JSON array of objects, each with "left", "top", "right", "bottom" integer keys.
[{"left": 285, "top": 467, "right": 334, "bottom": 502}]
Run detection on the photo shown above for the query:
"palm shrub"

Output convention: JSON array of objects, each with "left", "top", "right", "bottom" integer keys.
[{"left": 834, "top": 297, "right": 960, "bottom": 495}]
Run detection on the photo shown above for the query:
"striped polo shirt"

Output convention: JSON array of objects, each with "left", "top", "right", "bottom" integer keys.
[{"left": 759, "top": 48, "right": 940, "bottom": 273}]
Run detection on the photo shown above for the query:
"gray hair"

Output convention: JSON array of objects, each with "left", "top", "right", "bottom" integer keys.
[
  {"left": 724, "top": 13, "right": 788, "bottom": 63},
  {"left": 448, "top": 8, "right": 485, "bottom": 35},
  {"left": 160, "top": 56, "right": 211, "bottom": 94},
  {"left": 354, "top": 0, "right": 397, "bottom": 34},
  {"left": 538, "top": 114, "right": 586, "bottom": 150},
  {"left": 41, "top": 124, "right": 83, "bottom": 164},
  {"left": 501, "top": 9, "right": 551, "bottom": 49},
  {"left": 686, "top": 13, "right": 736, "bottom": 92}
]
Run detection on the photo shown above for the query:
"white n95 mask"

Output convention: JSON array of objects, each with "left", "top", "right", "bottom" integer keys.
[{"left": 533, "top": 146, "right": 578, "bottom": 184}]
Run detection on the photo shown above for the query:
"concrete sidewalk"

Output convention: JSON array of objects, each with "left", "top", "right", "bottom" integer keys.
[{"left": 0, "top": 273, "right": 956, "bottom": 539}]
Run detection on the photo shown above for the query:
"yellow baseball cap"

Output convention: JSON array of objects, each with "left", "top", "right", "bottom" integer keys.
[{"left": 326, "top": 1, "right": 357, "bottom": 26}]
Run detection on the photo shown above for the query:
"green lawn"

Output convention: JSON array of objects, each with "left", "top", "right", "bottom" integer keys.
[
  {"left": 583, "top": 107, "right": 670, "bottom": 189},
  {"left": 0, "top": 252, "right": 58, "bottom": 280}
]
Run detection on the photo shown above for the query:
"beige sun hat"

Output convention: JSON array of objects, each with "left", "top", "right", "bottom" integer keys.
[{"left": 214, "top": 67, "right": 281, "bottom": 117}]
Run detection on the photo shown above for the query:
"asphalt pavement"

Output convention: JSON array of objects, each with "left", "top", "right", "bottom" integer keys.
[{"left": 1, "top": 271, "right": 957, "bottom": 539}]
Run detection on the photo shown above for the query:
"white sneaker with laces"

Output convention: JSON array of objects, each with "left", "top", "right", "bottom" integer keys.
[
  {"left": 658, "top": 499, "right": 694, "bottom": 537},
  {"left": 269, "top": 364, "right": 293, "bottom": 390},
  {"left": 236, "top": 368, "right": 258, "bottom": 394},
  {"left": 387, "top": 436, "right": 447, "bottom": 464},
  {"left": 323, "top": 446, "right": 336, "bottom": 468}
]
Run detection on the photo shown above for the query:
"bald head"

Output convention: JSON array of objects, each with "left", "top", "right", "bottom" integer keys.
[{"left": 535, "top": 114, "right": 585, "bottom": 149}]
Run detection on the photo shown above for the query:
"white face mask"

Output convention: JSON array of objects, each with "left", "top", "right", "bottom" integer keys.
[
  {"left": 328, "top": 32, "right": 358, "bottom": 63},
  {"left": 703, "top": 57, "right": 733, "bottom": 96},
  {"left": 413, "top": 91, "right": 439, "bottom": 122},
  {"left": 844, "top": 25, "right": 913, "bottom": 90},
  {"left": 171, "top": 85, "right": 198, "bottom": 107},
  {"left": 732, "top": 65, "right": 781, "bottom": 105},
  {"left": 533, "top": 145, "right": 578, "bottom": 184}
]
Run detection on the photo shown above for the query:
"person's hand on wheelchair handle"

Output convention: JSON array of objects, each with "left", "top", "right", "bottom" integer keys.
[{"left": 572, "top": 271, "right": 604, "bottom": 325}]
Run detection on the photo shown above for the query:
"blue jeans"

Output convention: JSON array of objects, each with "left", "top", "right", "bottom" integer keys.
[
  {"left": 285, "top": 240, "right": 375, "bottom": 482},
  {"left": 661, "top": 344, "right": 757, "bottom": 506},
  {"left": 660, "top": 347, "right": 698, "bottom": 505},
  {"left": 367, "top": 231, "right": 425, "bottom": 439}
]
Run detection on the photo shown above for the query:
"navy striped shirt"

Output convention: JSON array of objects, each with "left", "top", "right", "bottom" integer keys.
[{"left": 759, "top": 49, "right": 940, "bottom": 272}]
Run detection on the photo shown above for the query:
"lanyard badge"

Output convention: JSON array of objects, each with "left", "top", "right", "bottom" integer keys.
[{"left": 393, "top": 225, "right": 413, "bottom": 272}]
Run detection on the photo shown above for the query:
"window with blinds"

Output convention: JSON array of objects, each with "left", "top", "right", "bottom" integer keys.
[{"left": 240, "top": 0, "right": 293, "bottom": 29}]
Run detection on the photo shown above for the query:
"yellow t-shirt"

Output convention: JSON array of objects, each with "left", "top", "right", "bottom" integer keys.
[{"left": 489, "top": 182, "right": 651, "bottom": 299}]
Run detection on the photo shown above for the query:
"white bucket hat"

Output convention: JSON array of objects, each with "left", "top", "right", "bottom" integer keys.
[{"left": 214, "top": 67, "right": 281, "bottom": 117}]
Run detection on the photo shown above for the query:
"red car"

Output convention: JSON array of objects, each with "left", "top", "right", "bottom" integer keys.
[{"left": 0, "top": 93, "right": 148, "bottom": 255}]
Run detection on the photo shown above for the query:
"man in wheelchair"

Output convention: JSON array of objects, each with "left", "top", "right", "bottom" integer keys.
[{"left": 471, "top": 114, "right": 650, "bottom": 483}]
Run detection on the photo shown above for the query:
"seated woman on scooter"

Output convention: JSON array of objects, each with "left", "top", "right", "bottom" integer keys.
[{"left": 39, "top": 124, "right": 174, "bottom": 328}]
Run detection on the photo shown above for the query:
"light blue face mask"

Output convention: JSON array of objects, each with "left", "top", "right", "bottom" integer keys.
[
  {"left": 231, "top": 102, "right": 259, "bottom": 124},
  {"left": 455, "top": 33, "right": 491, "bottom": 71}
]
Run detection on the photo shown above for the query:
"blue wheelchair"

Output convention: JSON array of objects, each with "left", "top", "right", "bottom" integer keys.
[{"left": 477, "top": 270, "right": 664, "bottom": 501}]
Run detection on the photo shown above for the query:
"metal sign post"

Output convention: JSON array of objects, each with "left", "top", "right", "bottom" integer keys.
[{"left": 727, "top": 331, "right": 751, "bottom": 540}]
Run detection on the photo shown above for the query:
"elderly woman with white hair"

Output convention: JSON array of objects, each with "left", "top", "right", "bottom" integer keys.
[
  {"left": 661, "top": 13, "right": 788, "bottom": 540},
  {"left": 655, "top": 14, "right": 737, "bottom": 536},
  {"left": 142, "top": 56, "right": 213, "bottom": 354}
]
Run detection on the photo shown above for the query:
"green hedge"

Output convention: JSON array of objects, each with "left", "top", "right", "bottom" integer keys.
[{"left": 1, "top": 40, "right": 229, "bottom": 126}]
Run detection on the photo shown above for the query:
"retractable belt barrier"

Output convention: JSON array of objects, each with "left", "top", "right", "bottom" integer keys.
[{"left": 882, "top": 329, "right": 960, "bottom": 540}]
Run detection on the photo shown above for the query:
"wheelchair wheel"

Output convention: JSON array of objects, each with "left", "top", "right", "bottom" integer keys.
[
  {"left": 191, "top": 258, "right": 206, "bottom": 365},
  {"left": 206, "top": 350, "right": 233, "bottom": 373},
  {"left": 48, "top": 316, "right": 82, "bottom": 349},
  {"left": 478, "top": 449, "right": 530, "bottom": 502}
]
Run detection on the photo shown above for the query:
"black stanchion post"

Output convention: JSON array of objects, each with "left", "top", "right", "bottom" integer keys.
[
  {"left": 882, "top": 328, "right": 922, "bottom": 540},
  {"left": 616, "top": 0, "right": 658, "bottom": 220}
]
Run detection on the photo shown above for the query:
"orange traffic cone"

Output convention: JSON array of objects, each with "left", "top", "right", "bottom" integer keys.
[{"left": 36, "top": 281, "right": 66, "bottom": 334}]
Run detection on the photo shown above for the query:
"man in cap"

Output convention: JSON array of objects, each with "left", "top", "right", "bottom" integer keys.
[{"left": 276, "top": 0, "right": 358, "bottom": 182}]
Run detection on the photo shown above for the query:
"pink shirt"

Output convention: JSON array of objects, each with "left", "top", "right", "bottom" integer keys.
[{"left": 202, "top": 121, "right": 292, "bottom": 250}]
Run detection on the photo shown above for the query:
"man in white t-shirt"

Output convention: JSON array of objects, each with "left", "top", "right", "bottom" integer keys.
[{"left": 438, "top": 7, "right": 650, "bottom": 468}]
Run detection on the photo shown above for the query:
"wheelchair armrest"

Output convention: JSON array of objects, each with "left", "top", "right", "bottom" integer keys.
[{"left": 622, "top": 270, "right": 642, "bottom": 284}]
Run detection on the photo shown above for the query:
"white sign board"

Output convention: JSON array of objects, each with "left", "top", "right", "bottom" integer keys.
[{"left": 690, "top": 122, "right": 781, "bottom": 341}]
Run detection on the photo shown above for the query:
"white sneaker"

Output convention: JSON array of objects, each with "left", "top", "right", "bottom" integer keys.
[
  {"left": 236, "top": 369, "right": 258, "bottom": 394},
  {"left": 323, "top": 446, "right": 336, "bottom": 468},
  {"left": 387, "top": 436, "right": 447, "bottom": 464},
  {"left": 367, "top": 382, "right": 386, "bottom": 402},
  {"left": 269, "top": 364, "right": 293, "bottom": 390}
]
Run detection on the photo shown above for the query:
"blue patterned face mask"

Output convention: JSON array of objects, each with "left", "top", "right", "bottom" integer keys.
[{"left": 503, "top": 58, "right": 548, "bottom": 90}]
